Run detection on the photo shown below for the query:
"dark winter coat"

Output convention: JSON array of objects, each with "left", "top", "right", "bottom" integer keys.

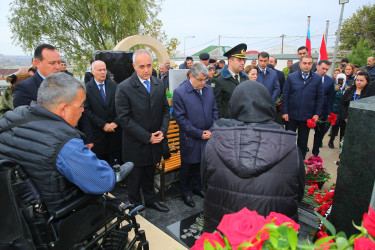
[
  {"left": 0, "top": 103, "right": 85, "bottom": 212},
  {"left": 203, "top": 81, "right": 305, "bottom": 232},
  {"left": 173, "top": 79, "right": 218, "bottom": 164}
]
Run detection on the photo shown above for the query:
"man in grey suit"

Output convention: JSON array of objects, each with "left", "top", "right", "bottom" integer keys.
[
  {"left": 115, "top": 50, "right": 170, "bottom": 212},
  {"left": 84, "top": 60, "right": 122, "bottom": 166}
]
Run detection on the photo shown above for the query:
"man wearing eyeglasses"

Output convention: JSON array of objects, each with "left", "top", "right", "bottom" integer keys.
[
  {"left": 210, "top": 43, "right": 248, "bottom": 118},
  {"left": 173, "top": 62, "right": 218, "bottom": 208}
]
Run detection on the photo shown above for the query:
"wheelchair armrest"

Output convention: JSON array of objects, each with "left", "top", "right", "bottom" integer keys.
[{"left": 49, "top": 195, "right": 96, "bottom": 219}]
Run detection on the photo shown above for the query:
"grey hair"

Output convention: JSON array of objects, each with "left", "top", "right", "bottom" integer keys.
[
  {"left": 132, "top": 49, "right": 152, "bottom": 64},
  {"left": 190, "top": 62, "right": 209, "bottom": 77},
  {"left": 37, "top": 72, "right": 86, "bottom": 110},
  {"left": 91, "top": 60, "right": 106, "bottom": 71}
]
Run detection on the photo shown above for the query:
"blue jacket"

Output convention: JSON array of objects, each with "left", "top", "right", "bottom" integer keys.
[
  {"left": 173, "top": 79, "right": 218, "bottom": 164},
  {"left": 257, "top": 67, "right": 280, "bottom": 102},
  {"left": 321, "top": 75, "right": 335, "bottom": 119},
  {"left": 282, "top": 70, "right": 324, "bottom": 121}
]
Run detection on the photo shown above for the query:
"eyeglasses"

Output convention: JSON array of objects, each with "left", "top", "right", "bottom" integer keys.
[{"left": 194, "top": 75, "right": 207, "bottom": 82}]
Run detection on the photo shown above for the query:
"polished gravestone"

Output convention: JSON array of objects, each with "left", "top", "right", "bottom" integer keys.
[
  {"left": 330, "top": 96, "right": 375, "bottom": 236},
  {"left": 93, "top": 50, "right": 134, "bottom": 83}
]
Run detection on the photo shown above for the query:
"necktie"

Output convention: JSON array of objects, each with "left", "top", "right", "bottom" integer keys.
[
  {"left": 195, "top": 89, "right": 202, "bottom": 96},
  {"left": 99, "top": 84, "right": 106, "bottom": 104},
  {"left": 303, "top": 73, "right": 307, "bottom": 81},
  {"left": 234, "top": 75, "right": 239, "bottom": 83},
  {"left": 261, "top": 69, "right": 265, "bottom": 76},
  {"left": 144, "top": 80, "right": 150, "bottom": 93}
]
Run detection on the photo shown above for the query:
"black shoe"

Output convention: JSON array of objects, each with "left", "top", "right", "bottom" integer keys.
[
  {"left": 182, "top": 195, "right": 195, "bottom": 207},
  {"left": 193, "top": 189, "right": 205, "bottom": 198},
  {"left": 145, "top": 202, "right": 169, "bottom": 212},
  {"left": 328, "top": 141, "right": 334, "bottom": 149}
]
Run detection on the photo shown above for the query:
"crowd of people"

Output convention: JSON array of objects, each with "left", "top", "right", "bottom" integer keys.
[{"left": 0, "top": 42, "right": 374, "bottom": 245}]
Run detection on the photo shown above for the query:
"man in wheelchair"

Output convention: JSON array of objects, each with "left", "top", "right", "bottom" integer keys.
[{"left": 0, "top": 73, "right": 148, "bottom": 249}]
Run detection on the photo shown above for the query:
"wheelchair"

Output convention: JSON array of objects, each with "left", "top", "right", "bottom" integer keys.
[{"left": 0, "top": 160, "right": 149, "bottom": 250}]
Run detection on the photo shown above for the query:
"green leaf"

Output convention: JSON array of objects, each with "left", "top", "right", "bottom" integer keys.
[
  {"left": 315, "top": 212, "right": 336, "bottom": 235},
  {"left": 287, "top": 227, "right": 298, "bottom": 250},
  {"left": 204, "top": 239, "right": 215, "bottom": 250},
  {"left": 336, "top": 236, "right": 349, "bottom": 249},
  {"left": 314, "top": 235, "right": 335, "bottom": 246}
]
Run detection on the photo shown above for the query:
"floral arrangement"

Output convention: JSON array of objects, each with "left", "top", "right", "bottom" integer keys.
[
  {"left": 275, "top": 94, "right": 282, "bottom": 111},
  {"left": 306, "top": 118, "right": 316, "bottom": 128},
  {"left": 327, "top": 113, "right": 338, "bottom": 126},
  {"left": 192, "top": 206, "right": 375, "bottom": 249},
  {"left": 305, "top": 155, "right": 331, "bottom": 183},
  {"left": 307, "top": 184, "right": 335, "bottom": 216}
]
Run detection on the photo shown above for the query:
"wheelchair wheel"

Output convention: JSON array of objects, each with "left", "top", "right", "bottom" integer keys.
[{"left": 102, "top": 228, "right": 128, "bottom": 250}]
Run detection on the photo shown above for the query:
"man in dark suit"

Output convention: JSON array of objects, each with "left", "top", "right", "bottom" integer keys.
[
  {"left": 173, "top": 62, "right": 218, "bottom": 207},
  {"left": 312, "top": 60, "right": 335, "bottom": 156},
  {"left": 14, "top": 44, "right": 61, "bottom": 108},
  {"left": 115, "top": 50, "right": 170, "bottom": 212},
  {"left": 84, "top": 60, "right": 122, "bottom": 166},
  {"left": 257, "top": 52, "right": 280, "bottom": 102},
  {"left": 289, "top": 46, "right": 317, "bottom": 74},
  {"left": 269, "top": 56, "right": 285, "bottom": 94},
  {"left": 282, "top": 55, "right": 324, "bottom": 158}
]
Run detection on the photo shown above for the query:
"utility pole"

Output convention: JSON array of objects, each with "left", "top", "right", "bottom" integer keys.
[
  {"left": 281, "top": 34, "right": 285, "bottom": 54},
  {"left": 331, "top": 0, "right": 348, "bottom": 73},
  {"left": 325, "top": 20, "right": 330, "bottom": 44}
]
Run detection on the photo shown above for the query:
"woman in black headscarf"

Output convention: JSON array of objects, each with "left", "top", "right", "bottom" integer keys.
[{"left": 202, "top": 81, "right": 305, "bottom": 233}]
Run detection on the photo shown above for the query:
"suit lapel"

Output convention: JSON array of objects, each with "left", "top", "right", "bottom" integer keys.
[
  {"left": 90, "top": 79, "right": 107, "bottom": 108},
  {"left": 104, "top": 80, "right": 111, "bottom": 106}
]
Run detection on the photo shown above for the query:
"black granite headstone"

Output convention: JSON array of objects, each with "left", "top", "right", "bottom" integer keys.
[
  {"left": 93, "top": 50, "right": 134, "bottom": 83},
  {"left": 330, "top": 96, "right": 375, "bottom": 236}
]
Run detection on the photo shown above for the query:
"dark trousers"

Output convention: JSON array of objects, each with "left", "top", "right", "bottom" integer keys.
[
  {"left": 312, "top": 121, "right": 330, "bottom": 156},
  {"left": 128, "top": 165, "right": 156, "bottom": 205},
  {"left": 96, "top": 149, "right": 122, "bottom": 166},
  {"left": 330, "top": 120, "right": 346, "bottom": 146},
  {"left": 180, "top": 162, "right": 203, "bottom": 197},
  {"left": 286, "top": 120, "right": 310, "bottom": 159}
]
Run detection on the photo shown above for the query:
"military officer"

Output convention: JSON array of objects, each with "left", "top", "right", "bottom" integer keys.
[{"left": 210, "top": 43, "right": 248, "bottom": 118}]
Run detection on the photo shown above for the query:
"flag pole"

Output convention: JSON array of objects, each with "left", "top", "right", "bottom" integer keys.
[{"left": 306, "top": 15, "right": 311, "bottom": 56}]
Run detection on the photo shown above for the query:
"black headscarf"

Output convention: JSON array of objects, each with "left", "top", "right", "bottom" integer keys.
[{"left": 229, "top": 81, "right": 276, "bottom": 123}]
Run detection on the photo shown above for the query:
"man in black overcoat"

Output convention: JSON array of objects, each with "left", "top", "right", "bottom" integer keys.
[
  {"left": 115, "top": 50, "right": 170, "bottom": 212},
  {"left": 84, "top": 60, "right": 122, "bottom": 165}
]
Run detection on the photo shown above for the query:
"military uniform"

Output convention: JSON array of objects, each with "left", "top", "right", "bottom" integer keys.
[
  {"left": 210, "top": 43, "right": 248, "bottom": 118},
  {"left": 210, "top": 66, "right": 248, "bottom": 118}
]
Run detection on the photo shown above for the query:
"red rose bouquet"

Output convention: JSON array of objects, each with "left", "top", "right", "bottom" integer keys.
[
  {"left": 307, "top": 118, "right": 316, "bottom": 128},
  {"left": 327, "top": 113, "right": 338, "bottom": 126},
  {"left": 192, "top": 206, "right": 375, "bottom": 249}
]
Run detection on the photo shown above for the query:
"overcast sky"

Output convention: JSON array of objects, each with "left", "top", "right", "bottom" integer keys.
[{"left": 0, "top": 0, "right": 372, "bottom": 56}]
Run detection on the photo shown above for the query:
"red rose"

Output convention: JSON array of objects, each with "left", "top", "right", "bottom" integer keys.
[
  {"left": 265, "top": 212, "right": 300, "bottom": 231},
  {"left": 315, "top": 230, "right": 334, "bottom": 250},
  {"left": 191, "top": 232, "right": 225, "bottom": 250},
  {"left": 328, "top": 113, "right": 337, "bottom": 126},
  {"left": 354, "top": 236, "right": 375, "bottom": 250},
  {"left": 217, "top": 207, "right": 267, "bottom": 248},
  {"left": 307, "top": 119, "right": 316, "bottom": 128},
  {"left": 363, "top": 206, "right": 375, "bottom": 238}
]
